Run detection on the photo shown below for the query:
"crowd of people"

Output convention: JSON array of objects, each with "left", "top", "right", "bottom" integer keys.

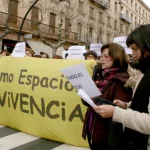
[{"left": 0, "top": 47, "right": 63, "bottom": 59}]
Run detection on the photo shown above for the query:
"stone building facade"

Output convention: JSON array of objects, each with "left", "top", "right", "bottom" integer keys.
[{"left": 0, "top": 0, "right": 150, "bottom": 55}]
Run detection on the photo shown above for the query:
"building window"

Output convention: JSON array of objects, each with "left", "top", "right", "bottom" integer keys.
[
  {"left": 78, "top": 1, "right": 83, "bottom": 13},
  {"left": 121, "top": 6, "right": 123, "bottom": 11},
  {"left": 107, "top": 16, "right": 111, "bottom": 26},
  {"left": 135, "top": 3, "right": 138, "bottom": 12},
  {"left": 89, "top": 27, "right": 93, "bottom": 41},
  {"left": 114, "top": 20, "right": 117, "bottom": 30},
  {"left": 77, "top": 23, "right": 82, "bottom": 40},
  {"left": 143, "top": 10, "right": 144, "bottom": 17},
  {"left": 50, "top": 13, "right": 56, "bottom": 34},
  {"left": 131, "top": 14, "right": 133, "bottom": 20},
  {"left": 8, "top": 0, "right": 18, "bottom": 25},
  {"left": 126, "top": 10, "right": 128, "bottom": 17},
  {"left": 126, "top": 26, "right": 128, "bottom": 34},
  {"left": 31, "top": 7, "right": 39, "bottom": 30},
  {"left": 135, "top": 16, "right": 137, "bottom": 23},
  {"left": 107, "top": 33, "right": 110, "bottom": 43},
  {"left": 120, "top": 23, "right": 123, "bottom": 33},
  {"left": 131, "top": 0, "right": 133, "bottom": 7},
  {"left": 115, "top": 2, "right": 117, "bottom": 12},
  {"left": 99, "top": 12, "right": 103, "bottom": 22},
  {"left": 139, "top": 7, "right": 141, "bottom": 14},
  {"left": 89, "top": 7, "right": 94, "bottom": 18}
]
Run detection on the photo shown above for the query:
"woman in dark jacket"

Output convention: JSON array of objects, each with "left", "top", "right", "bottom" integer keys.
[{"left": 82, "top": 43, "right": 133, "bottom": 150}]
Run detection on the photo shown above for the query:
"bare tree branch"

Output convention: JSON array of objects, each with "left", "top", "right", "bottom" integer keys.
[{"left": 35, "top": 0, "right": 79, "bottom": 57}]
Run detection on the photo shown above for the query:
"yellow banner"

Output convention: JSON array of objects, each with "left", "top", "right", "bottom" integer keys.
[{"left": 0, "top": 57, "right": 94, "bottom": 147}]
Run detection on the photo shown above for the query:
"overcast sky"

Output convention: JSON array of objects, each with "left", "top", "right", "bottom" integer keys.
[{"left": 142, "top": 0, "right": 150, "bottom": 8}]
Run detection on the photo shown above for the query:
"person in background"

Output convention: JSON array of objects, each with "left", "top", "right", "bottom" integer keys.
[
  {"left": 82, "top": 43, "right": 132, "bottom": 150},
  {"left": 33, "top": 54, "right": 41, "bottom": 58},
  {"left": 41, "top": 53, "right": 49, "bottom": 58},
  {"left": 40, "top": 52, "right": 44, "bottom": 57},
  {"left": 93, "top": 25, "right": 150, "bottom": 150},
  {"left": 0, "top": 50, "right": 10, "bottom": 57},
  {"left": 85, "top": 51, "right": 103, "bottom": 81},
  {"left": 26, "top": 48, "right": 34, "bottom": 57},
  {"left": 129, "top": 44, "right": 142, "bottom": 69},
  {"left": 53, "top": 55, "right": 63, "bottom": 59}
]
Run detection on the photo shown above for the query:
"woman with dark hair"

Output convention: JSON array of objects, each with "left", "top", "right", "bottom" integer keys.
[
  {"left": 41, "top": 53, "right": 49, "bottom": 58},
  {"left": 93, "top": 24, "right": 150, "bottom": 150},
  {"left": 82, "top": 43, "right": 132, "bottom": 150}
]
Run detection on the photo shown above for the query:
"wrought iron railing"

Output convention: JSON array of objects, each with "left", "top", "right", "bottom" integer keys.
[{"left": 0, "top": 11, "right": 78, "bottom": 42}]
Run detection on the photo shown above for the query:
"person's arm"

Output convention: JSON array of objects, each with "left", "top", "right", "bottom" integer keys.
[{"left": 113, "top": 107, "right": 150, "bottom": 135}]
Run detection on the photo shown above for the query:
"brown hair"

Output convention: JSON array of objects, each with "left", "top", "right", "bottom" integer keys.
[
  {"left": 53, "top": 55, "right": 63, "bottom": 59},
  {"left": 85, "top": 50, "right": 98, "bottom": 60},
  {"left": 26, "top": 48, "right": 35, "bottom": 57},
  {"left": 42, "top": 53, "right": 49, "bottom": 58},
  {"left": 0, "top": 50, "right": 10, "bottom": 56},
  {"left": 101, "top": 43, "right": 128, "bottom": 72}
]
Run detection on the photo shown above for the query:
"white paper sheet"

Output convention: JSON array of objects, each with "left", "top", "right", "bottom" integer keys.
[{"left": 60, "top": 63, "right": 101, "bottom": 98}]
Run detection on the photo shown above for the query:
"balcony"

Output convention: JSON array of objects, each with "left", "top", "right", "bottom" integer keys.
[
  {"left": 89, "top": 0, "right": 109, "bottom": 9},
  {"left": 120, "top": 13, "right": 132, "bottom": 24},
  {"left": 0, "top": 11, "right": 78, "bottom": 43}
]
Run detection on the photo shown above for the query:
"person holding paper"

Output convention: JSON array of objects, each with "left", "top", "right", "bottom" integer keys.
[
  {"left": 93, "top": 25, "right": 150, "bottom": 150},
  {"left": 82, "top": 43, "right": 132, "bottom": 150}
]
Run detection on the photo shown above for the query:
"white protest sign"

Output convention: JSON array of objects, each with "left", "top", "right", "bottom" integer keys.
[
  {"left": 113, "top": 36, "right": 132, "bottom": 54},
  {"left": 78, "top": 89, "right": 96, "bottom": 107},
  {"left": 90, "top": 43, "right": 102, "bottom": 56},
  {"left": 60, "top": 63, "right": 101, "bottom": 98},
  {"left": 62, "top": 46, "right": 86, "bottom": 60},
  {"left": 12, "top": 42, "right": 26, "bottom": 57},
  {"left": 68, "top": 46, "right": 86, "bottom": 52}
]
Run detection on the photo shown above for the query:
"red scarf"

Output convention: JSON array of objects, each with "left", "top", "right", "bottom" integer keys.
[{"left": 98, "top": 68, "right": 119, "bottom": 90}]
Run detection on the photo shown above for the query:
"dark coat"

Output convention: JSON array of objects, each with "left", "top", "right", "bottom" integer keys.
[{"left": 82, "top": 72, "right": 133, "bottom": 145}]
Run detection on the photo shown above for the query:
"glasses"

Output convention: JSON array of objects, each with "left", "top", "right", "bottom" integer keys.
[{"left": 101, "top": 54, "right": 111, "bottom": 60}]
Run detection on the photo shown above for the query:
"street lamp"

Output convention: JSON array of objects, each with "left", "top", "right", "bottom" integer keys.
[{"left": 17, "top": 0, "right": 39, "bottom": 42}]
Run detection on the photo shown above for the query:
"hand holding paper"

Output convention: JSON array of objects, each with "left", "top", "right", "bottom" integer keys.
[{"left": 78, "top": 89, "right": 96, "bottom": 107}]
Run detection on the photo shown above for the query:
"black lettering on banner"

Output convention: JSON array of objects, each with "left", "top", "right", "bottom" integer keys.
[
  {"left": 8, "top": 74, "right": 14, "bottom": 82},
  {"left": 32, "top": 76, "right": 40, "bottom": 91},
  {"left": 59, "top": 78, "right": 63, "bottom": 90},
  {"left": 26, "top": 75, "right": 32, "bottom": 85},
  {"left": 46, "top": 101, "right": 59, "bottom": 119},
  {"left": 65, "top": 81, "right": 74, "bottom": 91},
  {"left": 40, "top": 77, "right": 49, "bottom": 88},
  {"left": 11, "top": 92, "right": 19, "bottom": 109},
  {"left": 8, "top": 92, "right": 10, "bottom": 108},
  {"left": 18, "top": 69, "right": 27, "bottom": 84},
  {"left": 30, "top": 96, "right": 45, "bottom": 117},
  {"left": 49, "top": 78, "right": 58, "bottom": 89},
  {"left": 0, "top": 72, "right": 9, "bottom": 82},
  {"left": 0, "top": 91, "right": 7, "bottom": 107},
  {"left": 69, "top": 104, "right": 84, "bottom": 122},
  {"left": 61, "top": 102, "right": 66, "bottom": 121},
  {"left": 20, "top": 93, "right": 29, "bottom": 114}
]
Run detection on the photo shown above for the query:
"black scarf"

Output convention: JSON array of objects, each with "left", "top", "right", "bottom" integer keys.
[{"left": 124, "top": 56, "right": 150, "bottom": 150}]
